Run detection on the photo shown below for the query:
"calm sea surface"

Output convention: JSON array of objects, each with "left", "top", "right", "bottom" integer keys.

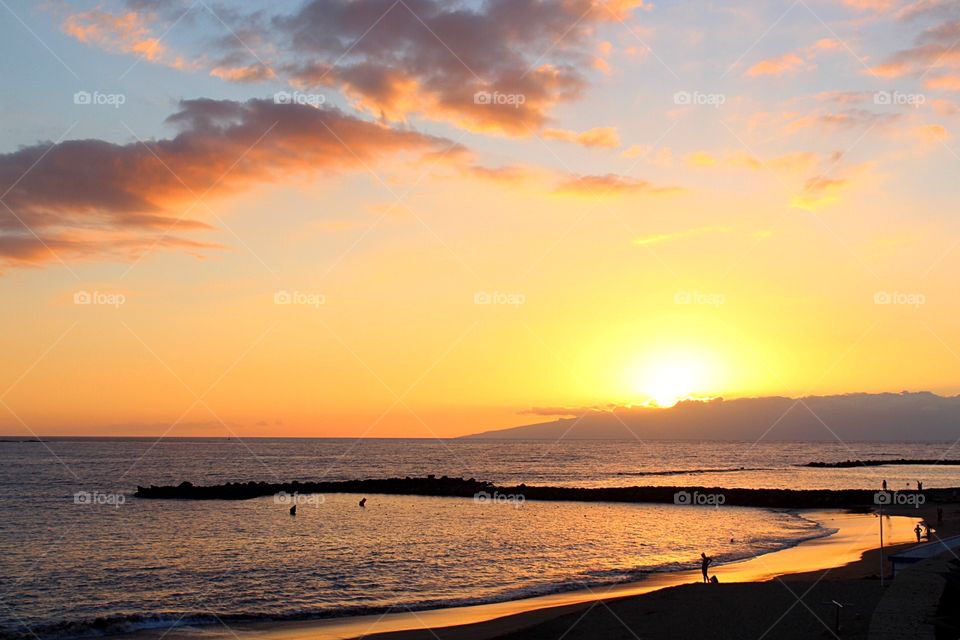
[{"left": 1, "top": 438, "right": 957, "bottom": 639}]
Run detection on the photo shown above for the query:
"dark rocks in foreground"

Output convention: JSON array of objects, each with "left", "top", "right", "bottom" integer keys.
[
  {"left": 804, "top": 458, "right": 960, "bottom": 468},
  {"left": 135, "top": 476, "right": 960, "bottom": 509}
]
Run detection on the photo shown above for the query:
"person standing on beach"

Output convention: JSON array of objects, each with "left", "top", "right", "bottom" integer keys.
[
  {"left": 700, "top": 552, "right": 712, "bottom": 583},
  {"left": 882, "top": 479, "right": 887, "bottom": 491},
  {"left": 914, "top": 524, "right": 922, "bottom": 542},
  {"left": 918, "top": 480, "right": 923, "bottom": 491}
]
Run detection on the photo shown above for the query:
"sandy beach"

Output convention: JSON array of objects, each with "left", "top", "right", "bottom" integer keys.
[
  {"left": 123, "top": 505, "right": 943, "bottom": 640},
  {"left": 362, "top": 507, "right": 939, "bottom": 640}
]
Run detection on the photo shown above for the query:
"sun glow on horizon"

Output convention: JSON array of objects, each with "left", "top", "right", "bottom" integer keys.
[{"left": 630, "top": 350, "right": 719, "bottom": 408}]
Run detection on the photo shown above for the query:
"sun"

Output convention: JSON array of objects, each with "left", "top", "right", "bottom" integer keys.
[
  {"left": 645, "top": 363, "right": 697, "bottom": 407},
  {"left": 628, "top": 351, "right": 714, "bottom": 408}
]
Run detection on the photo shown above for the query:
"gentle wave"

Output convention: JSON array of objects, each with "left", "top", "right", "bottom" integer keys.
[{"left": 5, "top": 521, "right": 833, "bottom": 640}]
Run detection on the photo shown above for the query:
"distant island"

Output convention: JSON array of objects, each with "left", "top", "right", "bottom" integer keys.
[{"left": 463, "top": 392, "right": 960, "bottom": 441}]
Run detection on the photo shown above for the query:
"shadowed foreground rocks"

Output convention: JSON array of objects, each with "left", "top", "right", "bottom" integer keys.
[{"left": 135, "top": 476, "right": 960, "bottom": 509}]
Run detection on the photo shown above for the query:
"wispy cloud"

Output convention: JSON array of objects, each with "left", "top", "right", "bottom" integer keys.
[
  {"left": 542, "top": 127, "right": 621, "bottom": 148},
  {"left": 554, "top": 173, "right": 681, "bottom": 196}
]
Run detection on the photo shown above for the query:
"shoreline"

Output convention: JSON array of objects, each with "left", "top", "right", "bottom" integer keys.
[{"left": 122, "top": 507, "right": 924, "bottom": 640}]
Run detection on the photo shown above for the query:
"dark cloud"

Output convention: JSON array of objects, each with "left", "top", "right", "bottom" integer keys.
[
  {"left": 871, "top": 12, "right": 960, "bottom": 80},
  {"left": 66, "top": 0, "right": 644, "bottom": 135},
  {"left": 274, "top": 0, "right": 623, "bottom": 133},
  {"left": 0, "top": 98, "right": 459, "bottom": 267}
]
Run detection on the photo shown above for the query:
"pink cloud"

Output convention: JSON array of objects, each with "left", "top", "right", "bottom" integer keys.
[
  {"left": 542, "top": 127, "right": 621, "bottom": 148},
  {"left": 746, "top": 53, "right": 808, "bottom": 77}
]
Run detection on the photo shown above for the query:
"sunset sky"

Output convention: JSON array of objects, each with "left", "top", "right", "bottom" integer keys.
[{"left": 1, "top": 0, "right": 959, "bottom": 437}]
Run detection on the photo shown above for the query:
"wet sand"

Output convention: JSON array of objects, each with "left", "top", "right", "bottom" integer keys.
[{"left": 124, "top": 507, "right": 936, "bottom": 640}]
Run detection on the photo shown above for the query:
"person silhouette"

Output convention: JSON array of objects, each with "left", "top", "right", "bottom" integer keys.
[
  {"left": 914, "top": 524, "right": 922, "bottom": 543},
  {"left": 289, "top": 504, "right": 297, "bottom": 516},
  {"left": 918, "top": 480, "right": 923, "bottom": 491},
  {"left": 700, "top": 552, "right": 713, "bottom": 583},
  {"left": 882, "top": 479, "right": 887, "bottom": 491},
  {"left": 359, "top": 498, "right": 367, "bottom": 508}
]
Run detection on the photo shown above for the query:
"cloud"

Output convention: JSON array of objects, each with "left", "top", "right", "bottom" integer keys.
[
  {"left": 745, "top": 39, "right": 841, "bottom": 78},
  {"left": 60, "top": 8, "right": 190, "bottom": 70},
  {"left": 620, "top": 145, "right": 674, "bottom": 166},
  {"left": 925, "top": 74, "right": 960, "bottom": 90},
  {"left": 61, "top": 0, "right": 645, "bottom": 137},
  {"left": 210, "top": 64, "right": 276, "bottom": 83},
  {"left": 0, "top": 99, "right": 458, "bottom": 268},
  {"left": 464, "top": 164, "right": 534, "bottom": 184},
  {"left": 729, "top": 151, "right": 821, "bottom": 172},
  {"left": 916, "top": 123, "right": 951, "bottom": 144},
  {"left": 868, "top": 17, "right": 960, "bottom": 78},
  {"left": 896, "top": 0, "right": 960, "bottom": 22},
  {"left": 815, "top": 90, "right": 874, "bottom": 104},
  {"left": 277, "top": 0, "right": 637, "bottom": 135},
  {"left": 554, "top": 173, "right": 680, "bottom": 196},
  {"left": 843, "top": 0, "right": 897, "bottom": 11},
  {"left": 791, "top": 175, "right": 849, "bottom": 210},
  {"left": 519, "top": 404, "right": 620, "bottom": 416},
  {"left": 785, "top": 108, "right": 902, "bottom": 134},
  {"left": 684, "top": 150, "right": 821, "bottom": 173},
  {"left": 931, "top": 97, "right": 960, "bottom": 114},
  {"left": 685, "top": 151, "right": 717, "bottom": 167},
  {"left": 746, "top": 53, "right": 808, "bottom": 77},
  {"left": 541, "top": 127, "right": 621, "bottom": 148}
]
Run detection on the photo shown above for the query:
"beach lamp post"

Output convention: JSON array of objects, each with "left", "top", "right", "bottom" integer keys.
[{"left": 879, "top": 503, "right": 885, "bottom": 587}]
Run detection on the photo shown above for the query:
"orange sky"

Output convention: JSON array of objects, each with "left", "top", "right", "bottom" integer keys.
[{"left": 1, "top": 0, "right": 959, "bottom": 437}]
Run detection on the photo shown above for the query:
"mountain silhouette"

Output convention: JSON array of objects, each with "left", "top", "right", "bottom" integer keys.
[{"left": 462, "top": 392, "right": 960, "bottom": 441}]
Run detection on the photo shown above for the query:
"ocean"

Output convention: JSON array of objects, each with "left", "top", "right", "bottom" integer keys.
[{"left": 0, "top": 438, "right": 956, "bottom": 639}]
